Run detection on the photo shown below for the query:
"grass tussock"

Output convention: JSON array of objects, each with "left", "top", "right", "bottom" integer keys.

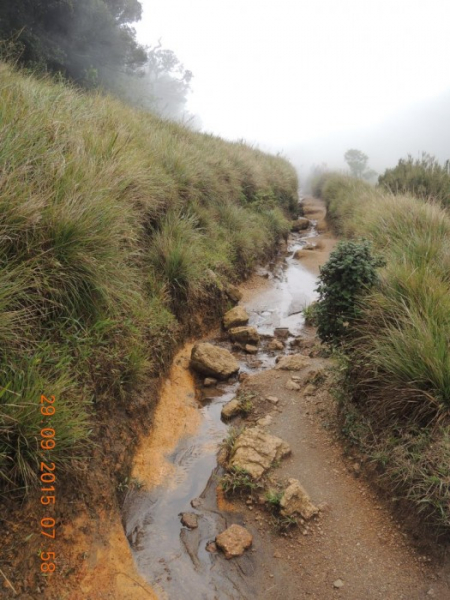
[
  {"left": 0, "top": 62, "right": 298, "bottom": 494},
  {"left": 317, "top": 173, "right": 450, "bottom": 531}
]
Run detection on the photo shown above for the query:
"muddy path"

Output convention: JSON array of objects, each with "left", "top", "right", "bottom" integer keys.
[{"left": 122, "top": 197, "right": 450, "bottom": 600}]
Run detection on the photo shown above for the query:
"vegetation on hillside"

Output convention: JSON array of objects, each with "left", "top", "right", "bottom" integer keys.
[
  {"left": 379, "top": 152, "right": 450, "bottom": 208},
  {"left": 0, "top": 62, "right": 298, "bottom": 495},
  {"left": 315, "top": 173, "right": 450, "bottom": 531},
  {"left": 0, "top": 0, "right": 194, "bottom": 120}
]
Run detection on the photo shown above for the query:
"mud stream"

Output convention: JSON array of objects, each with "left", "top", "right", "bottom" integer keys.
[{"left": 123, "top": 222, "right": 320, "bottom": 600}]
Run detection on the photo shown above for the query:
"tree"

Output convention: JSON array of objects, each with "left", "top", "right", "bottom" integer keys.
[
  {"left": 0, "top": 0, "right": 147, "bottom": 85},
  {"left": 344, "top": 149, "right": 368, "bottom": 178}
]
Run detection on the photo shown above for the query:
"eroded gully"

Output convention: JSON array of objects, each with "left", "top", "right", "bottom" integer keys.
[{"left": 121, "top": 201, "right": 323, "bottom": 600}]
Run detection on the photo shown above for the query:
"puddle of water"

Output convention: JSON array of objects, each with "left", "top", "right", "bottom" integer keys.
[
  {"left": 124, "top": 224, "right": 321, "bottom": 599},
  {"left": 247, "top": 231, "right": 319, "bottom": 336}
]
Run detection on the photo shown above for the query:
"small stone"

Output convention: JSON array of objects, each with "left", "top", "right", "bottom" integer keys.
[
  {"left": 239, "top": 372, "right": 250, "bottom": 382},
  {"left": 333, "top": 579, "right": 344, "bottom": 589},
  {"left": 245, "top": 344, "right": 258, "bottom": 354},
  {"left": 274, "top": 327, "right": 290, "bottom": 340},
  {"left": 229, "top": 326, "right": 260, "bottom": 345},
  {"left": 302, "top": 384, "right": 316, "bottom": 396},
  {"left": 427, "top": 589, "right": 436, "bottom": 597},
  {"left": 280, "top": 479, "right": 319, "bottom": 520},
  {"left": 276, "top": 354, "right": 311, "bottom": 371},
  {"left": 206, "top": 541, "right": 218, "bottom": 553},
  {"left": 180, "top": 513, "right": 199, "bottom": 529},
  {"left": 204, "top": 377, "right": 218, "bottom": 387},
  {"left": 291, "top": 376, "right": 301, "bottom": 381},
  {"left": 291, "top": 218, "right": 310, "bottom": 232},
  {"left": 273, "top": 550, "right": 282, "bottom": 558},
  {"left": 225, "top": 284, "right": 243, "bottom": 303},
  {"left": 191, "top": 497, "right": 202, "bottom": 509},
  {"left": 221, "top": 398, "right": 241, "bottom": 420},
  {"left": 286, "top": 379, "right": 301, "bottom": 391},
  {"left": 267, "top": 339, "right": 284, "bottom": 351},
  {"left": 230, "top": 427, "right": 291, "bottom": 479},
  {"left": 266, "top": 396, "right": 279, "bottom": 405},
  {"left": 257, "top": 415, "right": 273, "bottom": 427},
  {"left": 216, "top": 524, "right": 253, "bottom": 559},
  {"left": 223, "top": 306, "right": 250, "bottom": 330}
]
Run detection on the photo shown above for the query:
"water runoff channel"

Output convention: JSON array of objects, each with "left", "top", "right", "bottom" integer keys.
[{"left": 122, "top": 220, "right": 320, "bottom": 600}]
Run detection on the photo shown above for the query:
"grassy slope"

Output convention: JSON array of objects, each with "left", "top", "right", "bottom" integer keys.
[
  {"left": 0, "top": 62, "right": 298, "bottom": 494},
  {"left": 318, "top": 174, "right": 450, "bottom": 532}
]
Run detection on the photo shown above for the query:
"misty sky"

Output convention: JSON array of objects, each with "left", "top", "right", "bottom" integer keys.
[{"left": 136, "top": 0, "right": 450, "bottom": 172}]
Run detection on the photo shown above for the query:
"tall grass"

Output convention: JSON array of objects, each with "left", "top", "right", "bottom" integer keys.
[
  {"left": 317, "top": 173, "right": 450, "bottom": 530},
  {"left": 0, "top": 61, "right": 298, "bottom": 493}
]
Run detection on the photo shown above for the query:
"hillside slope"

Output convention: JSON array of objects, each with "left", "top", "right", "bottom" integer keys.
[{"left": 0, "top": 62, "right": 298, "bottom": 597}]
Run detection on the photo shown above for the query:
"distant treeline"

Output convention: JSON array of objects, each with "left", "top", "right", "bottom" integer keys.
[{"left": 0, "top": 0, "right": 193, "bottom": 120}]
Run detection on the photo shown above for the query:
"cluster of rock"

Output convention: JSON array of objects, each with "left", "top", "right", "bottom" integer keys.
[
  {"left": 188, "top": 295, "right": 321, "bottom": 561},
  {"left": 189, "top": 304, "right": 261, "bottom": 384}
]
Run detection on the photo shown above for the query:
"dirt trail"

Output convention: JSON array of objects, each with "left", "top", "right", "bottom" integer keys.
[
  {"left": 235, "top": 197, "right": 450, "bottom": 599},
  {"left": 74, "top": 197, "right": 449, "bottom": 599}
]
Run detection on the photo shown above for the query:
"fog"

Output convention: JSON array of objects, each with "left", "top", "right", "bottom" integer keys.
[
  {"left": 135, "top": 0, "right": 450, "bottom": 177},
  {"left": 289, "top": 89, "right": 450, "bottom": 185}
]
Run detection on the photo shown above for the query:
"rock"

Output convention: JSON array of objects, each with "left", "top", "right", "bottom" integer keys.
[
  {"left": 257, "top": 415, "right": 272, "bottom": 427},
  {"left": 225, "top": 284, "right": 243, "bottom": 304},
  {"left": 306, "top": 368, "right": 326, "bottom": 383},
  {"left": 303, "top": 242, "right": 316, "bottom": 251},
  {"left": 266, "top": 396, "right": 279, "bottom": 405},
  {"left": 232, "top": 342, "right": 245, "bottom": 352},
  {"left": 206, "top": 541, "right": 218, "bottom": 553},
  {"left": 191, "top": 498, "right": 202, "bottom": 509},
  {"left": 180, "top": 513, "right": 199, "bottom": 529},
  {"left": 274, "top": 327, "right": 290, "bottom": 340},
  {"left": 333, "top": 579, "right": 344, "bottom": 589},
  {"left": 245, "top": 344, "right": 258, "bottom": 354},
  {"left": 280, "top": 478, "right": 319, "bottom": 520},
  {"left": 190, "top": 343, "right": 239, "bottom": 380},
  {"left": 267, "top": 339, "right": 284, "bottom": 351},
  {"left": 275, "top": 354, "right": 311, "bottom": 371},
  {"left": 221, "top": 398, "right": 241, "bottom": 420},
  {"left": 215, "top": 524, "right": 253, "bottom": 559},
  {"left": 223, "top": 306, "right": 249, "bottom": 330},
  {"left": 286, "top": 379, "right": 301, "bottom": 391},
  {"left": 293, "top": 249, "right": 307, "bottom": 260},
  {"left": 229, "top": 326, "right": 260, "bottom": 345},
  {"left": 291, "top": 218, "right": 310, "bottom": 232},
  {"left": 204, "top": 377, "right": 218, "bottom": 387},
  {"left": 230, "top": 427, "right": 291, "bottom": 479},
  {"left": 273, "top": 550, "right": 282, "bottom": 558},
  {"left": 302, "top": 384, "right": 316, "bottom": 396}
]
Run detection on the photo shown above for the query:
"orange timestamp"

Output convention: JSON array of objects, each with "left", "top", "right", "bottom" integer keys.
[{"left": 39, "top": 394, "right": 57, "bottom": 574}]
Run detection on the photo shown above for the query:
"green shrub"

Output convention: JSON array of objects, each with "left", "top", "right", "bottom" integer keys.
[
  {"left": 379, "top": 153, "right": 450, "bottom": 207},
  {"left": 315, "top": 240, "right": 384, "bottom": 345}
]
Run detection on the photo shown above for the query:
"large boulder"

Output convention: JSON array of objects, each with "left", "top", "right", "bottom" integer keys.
[
  {"left": 216, "top": 524, "right": 253, "bottom": 559},
  {"left": 229, "top": 427, "right": 291, "bottom": 479},
  {"left": 275, "top": 354, "right": 311, "bottom": 371},
  {"left": 229, "top": 326, "right": 259, "bottom": 345},
  {"left": 190, "top": 343, "right": 239, "bottom": 380},
  {"left": 280, "top": 478, "right": 319, "bottom": 520},
  {"left": 223, "top": 306, "right": 249, "bottom": 330},
  {"left": 291, "top": 218, "right": 310, "bottom": 232}
]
